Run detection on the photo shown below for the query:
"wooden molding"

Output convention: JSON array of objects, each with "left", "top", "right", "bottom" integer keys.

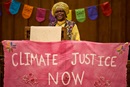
[
  {"left": 61, "top": 27, "right": 67, "bottom": 40},
  {"left": 24, "top": 26, "right": 30, "bottom": 40}
]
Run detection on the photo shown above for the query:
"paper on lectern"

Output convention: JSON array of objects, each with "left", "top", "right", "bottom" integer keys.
[{"left": 30, "top": 26, "right": 62, "bottom": 42}]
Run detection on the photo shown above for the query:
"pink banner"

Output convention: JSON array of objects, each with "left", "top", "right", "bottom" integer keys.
[{"left": 2, "top": 40, "right": 129, "bottom": 87}]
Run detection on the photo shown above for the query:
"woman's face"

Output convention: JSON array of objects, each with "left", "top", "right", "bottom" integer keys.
[{"left": 54, "top": 8, "right": 66, "bottom": 21}]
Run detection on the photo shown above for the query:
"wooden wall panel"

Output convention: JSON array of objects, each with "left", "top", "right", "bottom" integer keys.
[
  {"left": 14, "top": 0, "right": 29, "bottom": 40},
  {"left": 120, "top": 0, "right": 126, "bottom": 42},
  {"left": 126, "top": 0, "right": 130, "bottom": 42},
  {"left": 77, "top": 0, "right": 98, "bottom": 41},
  {"left": 98, "top": 1, "right": 111, "bottom": 42},
  {"left": 28, "top": 0, "right": 41, "bottom": 26},
  {"left": 40, "top": 0, "right": 55, "bottom": 26},
  {"left": 110, "top": 0, "right": 126, "bottom": 42},
  {"left": 0, "top": 3, "right": 2, "bottom": 55},
  {"left": 1, "top": 0, "right": 130, "bottom": 42},
  {"left": 2, "top": 9, "right": 14, "bottom": 40},
  {"left": 0, "top": 5, "right": 2, "bottom": 41}
]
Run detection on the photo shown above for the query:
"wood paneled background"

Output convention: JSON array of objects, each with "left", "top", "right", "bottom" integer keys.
[
  {"left": 0, "top": 0, "right": 130, "bottom": 55},
  {"left": 0, "top": 0, "right": 130, "bottom": 86}
]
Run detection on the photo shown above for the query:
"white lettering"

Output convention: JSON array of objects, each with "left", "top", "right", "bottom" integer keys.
[
  {"left": 111, "top": 56, "right": 117, "bottom": 67},
  {"left": 24, "top": 53, "right": 30, "bottom": 66},
  {"left": 105, "top": 56, "right": 110, "bottom": 66},
  {"left": 11, "top": 52, "right": 58, "bottom": 66},
  {"left": 39, "top": 55, "right": 46, "bottom": 66},
  {"left": 48, "top": 72, "right": 58, "bottom": 85},
  {"left": 12, "top": 53, "right": 18, "bottom": 66},
  {"left": 45, "top": 53, "right": 51, "bottom": 66},
  {"left": 30, "top": 54, "right": 38, "bottom": 65},
  {"left": 62, "top": 72, "right": 71, "bottom": 85},
  {"left": 72, "top": 71, "right": 85, "bottom": 85},
  {"left": 98, "top": 56, "right": 104, "bottom": 66},
  {"left": 71, "top": 52, "right": 79, "bottom": 65},
  {"left": 48, "top": 71, "right": 85, "bottom": 85},
  {"left": 90, "top": 54, "right": 96, "bottom": 65},
  {"left": 20, "top": 52, "right": 24, "bottom": 65},
  {"left": 52, "top": 54, "right": 58, "bottom": 65}
]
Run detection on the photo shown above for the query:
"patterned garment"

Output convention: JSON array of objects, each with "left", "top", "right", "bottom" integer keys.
[{"left": 49, "top": 20, "right": 75, "bottom": 40}]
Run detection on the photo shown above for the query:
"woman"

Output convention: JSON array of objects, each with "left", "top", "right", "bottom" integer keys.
[{"left": 49, "top": 2, "right": 80, "bottom": 41}]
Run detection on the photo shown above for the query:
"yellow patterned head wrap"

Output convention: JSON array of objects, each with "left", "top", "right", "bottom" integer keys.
[{"left": 51, "top": 2, "right": 69, "bottom": 16}]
